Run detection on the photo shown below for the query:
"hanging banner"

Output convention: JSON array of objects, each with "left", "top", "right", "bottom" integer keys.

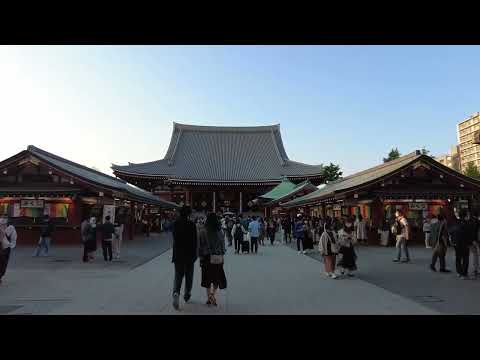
[
  {"left": 13, "top": 203, "right": 21, "bottom": 217},
  {"left": 103, "top": 205, "right": 115, "bottom": 223}
]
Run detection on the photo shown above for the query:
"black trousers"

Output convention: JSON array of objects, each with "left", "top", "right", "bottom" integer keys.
[
  {"left": 102, "top": 241, "right": 113, "bottom": 261},
  {"left": 268, "top": 231, "right": 275, "bottom": 245},
  {"left": 251, "top": 237, "right": 258, "bottom": 253},
  {"left": 0, "top": 247, "right": 11, "bottom": 279},
  {"left": 173, "top": 262, "right": 194, "bottom": 297},
  {"left": 455, "top": 247, "right": 470, "bottom": 277},
  {"left": 297, "top": 237, "right": 304, "bottom": 251},
  {"left": 431, "top": 245, "right": 447, "bottom": 270},
  {"left": 284, "top": 230, "right": 292, "bottom": 243},
  {"left": 234, "top": 237, "right": 242, "bottom": 252},
  {"left": 83, "top": 243, "right": 89, "bottom": 262}
]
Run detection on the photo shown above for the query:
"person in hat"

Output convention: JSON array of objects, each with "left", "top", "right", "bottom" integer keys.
[{"left": 0, "top": 217, "right": 17, "bottom": 284}]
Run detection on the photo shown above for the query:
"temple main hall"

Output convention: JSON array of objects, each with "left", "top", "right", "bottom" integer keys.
[{"left": 112, "top": 123, "right": 325, "bottom": 215}]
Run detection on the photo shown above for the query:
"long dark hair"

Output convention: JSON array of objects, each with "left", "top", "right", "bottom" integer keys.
[{"left": 205, "top": 213, "right": 220, "bottom": 232}]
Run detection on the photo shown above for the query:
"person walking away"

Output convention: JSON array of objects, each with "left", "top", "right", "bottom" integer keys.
[
  {"left": 378, "top": 219, "right": 390, "bottom": 246},
  {"left": 258, "top": 218, "right": 265, "bottom": 246},
  {"left": 303, "top": 220, "right": 314, "bottom": 253},
  {"left": 198, "top": 213, "right": 227, "bottom": 306},
  {"left": 337, "top": 222, "right": 357, "bottom": 277},
  {"left": 172, "top": 206, "right": 198, "bottom": 310},
  {"left": 319, "top": 220, "right": 339, "bottom": 279},
  {"left": 248, "top": 216, "right": 260, "bottom": 254},
  {"left": 267, "top": 218, "right": 276, "bottom": 246},
  {"left": 81, "top": 217, "right": 90, "bottom": 263},
  {"left": 423, "top": 216, "right": 432, "bottom": 248},
  {"left": 282, "top": 217, "right": 292, "bottom": 244},
  {"left": 429, "top": 213, "right": 451, "bottom": 273},
  {"left": 294, "top": 215, "right": 305, "bottom": 254},
  {"left": 101, "top": 216, "right": 115, "bottom": 262},
  {"left": 0, "top": 217, "right": 17, "bottom": 284},
  {"left": 226, "top": 217, "right": 234, "bottom": 247},
  {"left": 33, "top": 214, "right": 54, "bottom": 257},
  {"left": 356, "top": 214, "right": 368, "bottom": 245},
  {"left": 469, "top": 211, "right": 480, "bottom": 277},
  {"left": 392, "top": 210, "right": 410, "bottom": 263},
  {"left": 232, "top": 218, "right": 246, "bottom": 254},
  {"left": 449, "top": 210, "right": 472, "bottom": 279}
]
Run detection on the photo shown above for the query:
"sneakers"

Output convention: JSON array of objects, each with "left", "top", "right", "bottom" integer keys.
[
  {"left": 439, "top": 269, "right": 451, "bottom": 273},
  {"left": 331, "top": 274, "right": 338, "bottom": 279},
  {"left": 430, "top": 265, "right": 437, "bottom": 272},
  {"left": 172, "top": 293, "right": 180, "bottom": 310},
  {"left": 401, "top": 259, "right": 410, "bottom": 263},
  {"left": 347, "top": 273, "right": 355, "bottom": 277},
  {"left": 184, "top": 294, "right": 191, "bottom": 303},
  {"left": 298, "top": 251, "right": 302, "bottom": 254},
  {"left": 302, "top": 250, "right": 307, "bottom": 254},
  {"left": 393, "top": 259, "right": 400, "bottom": 262}
]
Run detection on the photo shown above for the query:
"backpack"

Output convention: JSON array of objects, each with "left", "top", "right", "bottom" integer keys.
[{"left": 234, "top": 224, "right": 244, "bottom": 240}]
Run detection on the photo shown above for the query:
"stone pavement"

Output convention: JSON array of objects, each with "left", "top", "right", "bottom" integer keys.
[
  {"left": 49, "top": 241, "right": 437, "bottom": 315},
  {"left": 0, "top": 232, "right": 172, "bottom": 315},
  {"left": 6, "top": 232, "right": 479, "bottom": 314}
]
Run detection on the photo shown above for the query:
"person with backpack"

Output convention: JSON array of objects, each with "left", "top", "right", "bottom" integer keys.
[
  {"left": 0, "top": 217, "right": 17, "bottom": 285},
  {"left": 33, "top": 214, "right": 54, "bottom": 257},
  {"left": 429, "top": 213, "right": 451, "bottom": 273},
  {"left": 231, "top": 218, "right": 246, "bottom": 254},
  {"left": 392, "top": 209, "right": 410, "bottom": 263}
]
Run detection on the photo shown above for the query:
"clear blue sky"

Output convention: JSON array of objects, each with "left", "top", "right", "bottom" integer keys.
[{"left": 1, "top": 45, "right": 479, "bottom": 176}]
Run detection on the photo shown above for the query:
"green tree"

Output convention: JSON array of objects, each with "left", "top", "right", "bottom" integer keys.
[
  {"left": 383, "top": 147, "right": 401, "bottom": 163},
  {"left": 464, "top": 161, "right": 480, "bottom": 179},
  {"left": 323, "top": 163, "right": 343, "bottom": 182},
  {"left": 420, "top": 147, "right": 430, "bottom": 156}
]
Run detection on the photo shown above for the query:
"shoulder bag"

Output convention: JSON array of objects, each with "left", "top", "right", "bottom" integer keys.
[{"left": 210, "top": 231, "right": 224, "bottom": 265}]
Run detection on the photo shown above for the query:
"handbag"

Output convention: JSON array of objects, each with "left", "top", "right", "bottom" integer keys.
[{"left": 210, "top": 254, "right": 224, "bottom": 264}]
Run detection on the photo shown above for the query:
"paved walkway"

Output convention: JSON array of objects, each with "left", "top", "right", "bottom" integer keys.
[{"left": 47, "top": 241, "right": 436, "bottom": 315}]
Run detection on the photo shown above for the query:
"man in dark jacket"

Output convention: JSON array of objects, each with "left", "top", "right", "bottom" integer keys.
[
  {"left": 172, "top": 206, "right": 198, "bottom": 310},
  {"left": 449, "top": 209, "right": 472, "bottom": 279},
  {"left": 101, "top": 216, "right": 115, "bottom": 262},
  {"left": 430, "top": 213, "right": 451, "bottom": 273}
]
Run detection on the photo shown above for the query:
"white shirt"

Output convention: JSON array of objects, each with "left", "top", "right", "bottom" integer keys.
[{"left": 2, "top": 225, "right": 17, "bottom": 249}]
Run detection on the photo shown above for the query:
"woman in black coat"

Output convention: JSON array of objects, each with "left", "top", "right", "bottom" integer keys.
[{"left": 198, "top": 213, "right": 227, "bottom": 306}]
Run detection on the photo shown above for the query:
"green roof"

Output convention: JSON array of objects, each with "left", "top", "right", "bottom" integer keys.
[{"left": 259, "top": 177, "right": 298, "bottom": 200}]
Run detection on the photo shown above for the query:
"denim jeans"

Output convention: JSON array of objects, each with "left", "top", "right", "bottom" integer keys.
[
  {"left": 395, "top": 238, "right": 410, "bottom": 261},
  {"left": 173, "top": 262, "right": 194, "bottom": 297},
  {"left": 34, "top": 236, "right": 51, "bottom": 256}
]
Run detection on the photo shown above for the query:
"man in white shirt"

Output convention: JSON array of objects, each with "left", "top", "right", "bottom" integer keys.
[
  {"left": 0, "top": 217, "right": 17, "bottom": 284},
  {"left": 423, "top": 216, "right": 432, "bottom": 249}
]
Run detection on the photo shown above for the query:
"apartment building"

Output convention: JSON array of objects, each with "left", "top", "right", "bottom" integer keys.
[
  {"left": 436, "top": 145, "right": 461, "bottom": 171},
  {"left": 457, "top": 112, "right": 480, "bottom": 171}
]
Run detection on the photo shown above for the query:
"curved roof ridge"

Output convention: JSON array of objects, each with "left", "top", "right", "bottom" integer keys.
[
  {"left": 27, "top": 145, "right": 127, "bottom": 184},
  {"left": 173, "top": 122, "right": 281, "bottom": 132}
]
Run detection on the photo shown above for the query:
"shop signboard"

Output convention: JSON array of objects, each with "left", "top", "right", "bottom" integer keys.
[
  {"left": 20, "top": 199, "right": 44, "bottom": 208},
  {"left": 409, "top": 202, "right": 427, "bottom": 210},
  {"left": 102, "top": 205, "right": 115, "bottom": 224}
]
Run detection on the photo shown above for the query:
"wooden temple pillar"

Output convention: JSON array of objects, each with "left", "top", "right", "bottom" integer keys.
[{"left": 239, "top": 191, "right": 243, "bottom": 214}]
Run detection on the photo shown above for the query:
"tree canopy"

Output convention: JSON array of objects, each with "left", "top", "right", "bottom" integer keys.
[
  {"left": 323, "top": 163, "right": 343, "bottom": 182},
  {"left": 383, "top": 147, "right": 401, "bottom": 163},
  {"left": 464, "top": 162, "right": 480, "bottom": 180}
]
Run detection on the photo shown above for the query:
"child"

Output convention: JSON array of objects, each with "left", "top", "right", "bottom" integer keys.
[{"left": 337, "top": 222, "right": 358, "bottom": 277}]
